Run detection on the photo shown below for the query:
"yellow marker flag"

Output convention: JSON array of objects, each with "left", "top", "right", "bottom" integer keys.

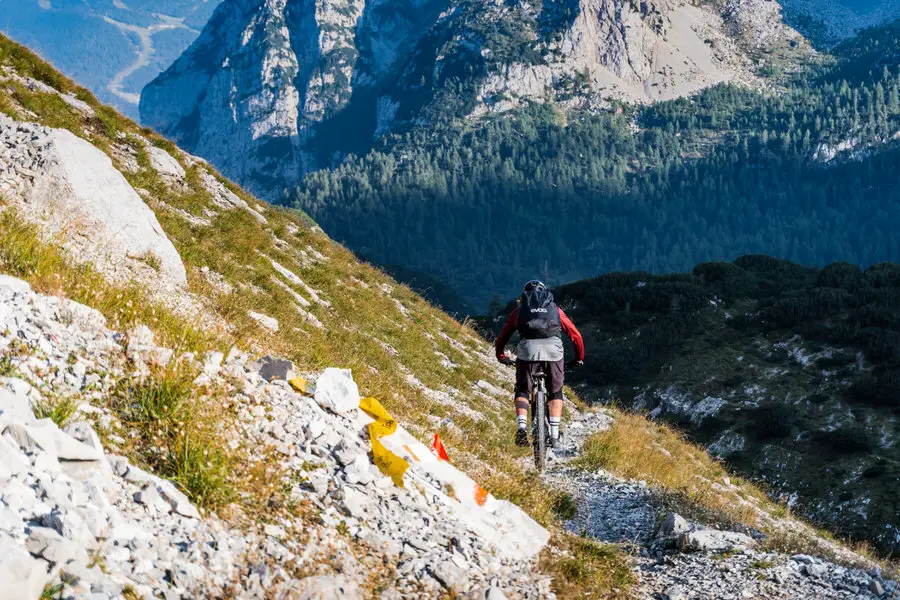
[
  {"left": 371, "top": 438, "right": 409, "bottom": 487},
  {"left": 288, "top": 377, "right": 308, "bottom": 394},
  {"left": 359, "top": 397, "right": 408, "bottom": 487}
]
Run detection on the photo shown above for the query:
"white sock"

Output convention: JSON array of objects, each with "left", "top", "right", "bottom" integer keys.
[
  {"left": 517, "top": 415, "right": 527, "bottom": 430},
  {"left": 549, "top": 417, "right": 561, "bottom": 439}
]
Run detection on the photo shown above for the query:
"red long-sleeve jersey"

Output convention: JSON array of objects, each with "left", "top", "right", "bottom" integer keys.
[{"left": 495, "top": 307, "right": 585, "bottom": 361}]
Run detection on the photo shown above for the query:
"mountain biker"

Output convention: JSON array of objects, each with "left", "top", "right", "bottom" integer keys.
[{"left": 495, "top": 280, "right": 584, "bottom": 449}]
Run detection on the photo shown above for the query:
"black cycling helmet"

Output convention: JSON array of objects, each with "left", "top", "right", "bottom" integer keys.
[{"left": 523, "top": 280, "right": 546, "bottom": 293}]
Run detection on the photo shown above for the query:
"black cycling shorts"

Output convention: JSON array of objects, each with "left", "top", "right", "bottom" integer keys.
[{"left": 515, "top": 359, "right": 565, "bottom": 401}]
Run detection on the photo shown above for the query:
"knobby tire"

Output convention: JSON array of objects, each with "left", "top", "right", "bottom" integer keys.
[{"left": 533, "top": 389, "right": 547, "bottom": 472}]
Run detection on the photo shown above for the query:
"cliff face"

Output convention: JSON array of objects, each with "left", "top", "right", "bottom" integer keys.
[{"left": 140, "top": 0, "right": 807, "bottom": 200}]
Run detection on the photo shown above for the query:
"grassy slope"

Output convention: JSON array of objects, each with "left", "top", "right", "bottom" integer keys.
[{"left": 0, "top": 33, "right": 633, "bottom": 597}]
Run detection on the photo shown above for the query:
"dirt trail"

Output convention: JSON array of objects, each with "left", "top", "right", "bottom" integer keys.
[{"left": 538, "top": 409, "right": 896, "bottom": 600}]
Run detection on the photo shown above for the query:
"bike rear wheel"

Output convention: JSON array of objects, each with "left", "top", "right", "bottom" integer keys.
[{"left": 532, "top": 389, "right": 547, "bottom": 472}]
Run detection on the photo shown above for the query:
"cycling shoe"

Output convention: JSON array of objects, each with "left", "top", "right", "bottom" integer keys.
[{"left": 515, "top": 428, "right": 529, "bottom": 447}]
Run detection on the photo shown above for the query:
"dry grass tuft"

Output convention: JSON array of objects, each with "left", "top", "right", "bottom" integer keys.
[
  {"left": 539, "top": 533, "right": 634, "bottom": 599},
  {"left": 111, "top": 366, "right": 237, "bottom": 509},
  {"left": 575, "top": 410, "right": 761, "bottom": 528},
  {"left": 0, "top": 206, "right": 211, "bottom": 353}
]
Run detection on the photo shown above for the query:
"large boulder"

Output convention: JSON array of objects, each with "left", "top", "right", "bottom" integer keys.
[{"left": 0, "top": 116, "right": 187, "bottom": 292}]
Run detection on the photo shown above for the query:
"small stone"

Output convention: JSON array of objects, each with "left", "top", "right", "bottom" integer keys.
[
  {"left": 156, "top": 480, "right": 201, "bottom": 519},
  {"left": 40, "top": 508, "right": 97, "bottom": 549},
  {"left": 658, "top": 513, "right": 691, "bottom": 537},
  {"left": 869, "top": 580, "right": 885, "bottom": 596},
  {"left": 344, "top": 454, "right": 375, "bottom": 485},
  {"left": 333, "top": 441, "right": 359, "bottom": 467},
  {"left": 314, "top": 369, "right": 359, "bottom": 415},
  {"left": 484, "top": 586, "right": 508, "bottom": 600},
  {"left": 308, "top": 471, "right": 329, "bottom": 497},
  {"left": 307, "top": 420, "right": 326, "bottom": 440},
  {"left": 663, "top": 585, "right": 688, "bottom": 600},
  {"left": 202, "top": 352, "right": 224, "bottom": 377},
  {"left": 134, "top": 484, "right": 172, "bottom": 514},
  {"left": 25, "top": 526, "right": 88, "bottom": 564},
  {"left": 340, "top": 486, "right": 370, "bottom": 519},
  {"left": 253, "top": 356, "right": 296, "bottom": 382},
  {"left": 803, "top": 562, "right": 826, "bottom": 578},
  {"left": 264, "top": 524, "right": 286, "bottom": 538},
  {"left": 429, "top": 561, "right": 466, "bottom": 591}
]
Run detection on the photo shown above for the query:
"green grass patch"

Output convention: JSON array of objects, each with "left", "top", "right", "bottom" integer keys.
[
  {"left": 112, "top": 367, "right": 236, "bottom": 509},
  {"left": 33, "top": 395, "right": 79, "bottom": 428},
  {"left": 0, "top": 206, "right": 211, "bottom": 353},
  {"left": 540, "top": 534, "right": 635, "bottom": 599}
]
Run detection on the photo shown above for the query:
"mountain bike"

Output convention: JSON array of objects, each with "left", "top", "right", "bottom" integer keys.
[{"left": 500, "top": 358, "right": 550, "bottom": 472}]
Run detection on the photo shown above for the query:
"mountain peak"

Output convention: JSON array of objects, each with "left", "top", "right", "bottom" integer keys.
[{"left": 140, "top": 0, "right": 809, "bottom": 200}]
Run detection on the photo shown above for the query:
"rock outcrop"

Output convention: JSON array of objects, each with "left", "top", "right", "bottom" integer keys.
[{"left": 0, "top": 114, "right": 187, "bottom": 293}]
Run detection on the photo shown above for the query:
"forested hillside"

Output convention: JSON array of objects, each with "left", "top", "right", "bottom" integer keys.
[
  {"left": 294, "top": 20, "right": 900, "bottom": 310},
  {"left": 533, "top": 256, "right": 900, "bottom": 554}
]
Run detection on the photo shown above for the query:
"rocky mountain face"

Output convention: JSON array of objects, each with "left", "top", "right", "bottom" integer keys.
[
  {"left": 140, "top": 0, "right": 808, "bottom": 200},
  {"left": 778, "top": 0, "right": 900, "bottom": 45}
]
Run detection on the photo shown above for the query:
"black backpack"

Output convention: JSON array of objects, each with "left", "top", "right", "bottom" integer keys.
[{"left": 517, "top": 289, "right": 561, "bottom": 339}]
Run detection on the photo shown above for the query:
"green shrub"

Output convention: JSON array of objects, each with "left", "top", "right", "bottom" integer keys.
[
  {"left": 813, "top": 425, "right": 877, "bottom": 454},
  {"left": 816, "top": 262, "right": 865, "bottom": 291},
  {"left": 749, "top": 401, "right": 796, "bottom": 440}
]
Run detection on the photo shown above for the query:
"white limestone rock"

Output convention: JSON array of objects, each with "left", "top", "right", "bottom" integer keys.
[
  {"left": 0, "top": 538, "right": 48, "bottom": 600},
  {"left": 146, "top": 145, "right": 186, "bottom": 181},
  {"left": 0, "top": 117, "right": 187, "bottom": 293},
  {"left": 314, "top": 368, "right": 360, "bottom": 415},
  {"left": 0, "top": 387, "right": 35, "bottom": 424},
  {"left": 677, "top": 529, "right": 757, "bottom": 553},
  {"left": 248, "top": 311, "right": 279, "bottom": 332}
]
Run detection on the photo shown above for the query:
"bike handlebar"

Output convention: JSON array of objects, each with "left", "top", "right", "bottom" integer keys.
[{"left": 499, "top": 357, "right": 583, "bottom": 370}]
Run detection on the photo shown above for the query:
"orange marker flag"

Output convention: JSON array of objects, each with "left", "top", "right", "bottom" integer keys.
[{"left": 431, "top": 434, "right": 450, "bottom": 462}]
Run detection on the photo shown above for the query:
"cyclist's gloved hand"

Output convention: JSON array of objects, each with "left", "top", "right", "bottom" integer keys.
[
  {"left": 565, "top": 360, "right": 584, "bottom": 370},
  {"left": 498, "top": 355, "right": 516, "bottom": 366}
]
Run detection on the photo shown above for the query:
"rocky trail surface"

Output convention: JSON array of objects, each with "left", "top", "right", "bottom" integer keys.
[
  {"left": 0, "top": 275, "right": 551, "bottom": 599},
  {"left": 541, "top": 411, "right": 899, "bottom": 600}
]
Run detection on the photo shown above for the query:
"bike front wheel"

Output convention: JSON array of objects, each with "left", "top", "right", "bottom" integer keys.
[{"left": 532, "top": 389, "right": 547, "bottom": 472}]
